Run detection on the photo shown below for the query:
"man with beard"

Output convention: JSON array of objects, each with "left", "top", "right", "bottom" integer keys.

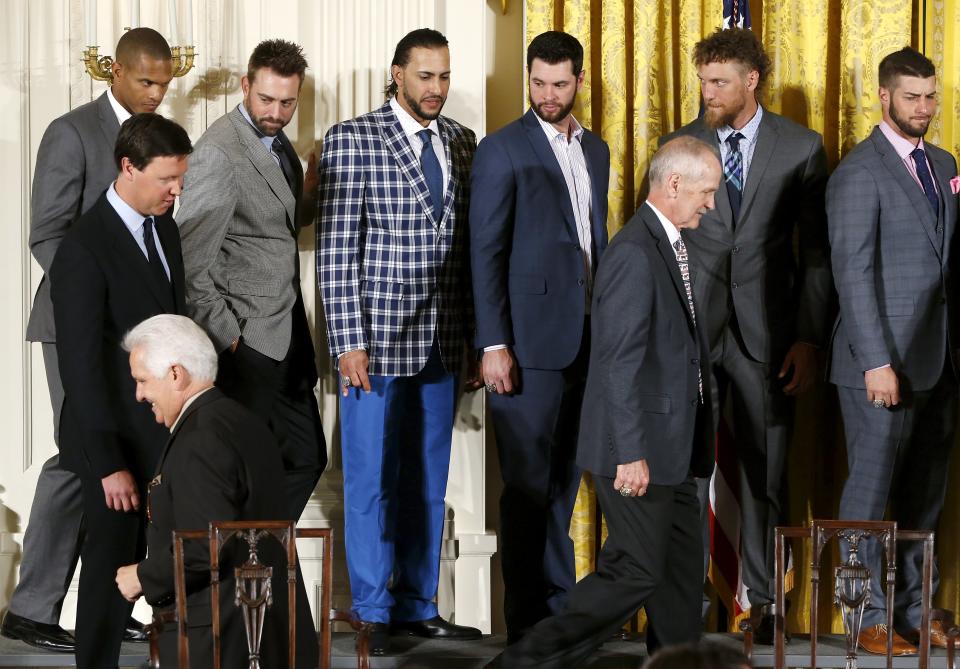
[
  {"left": 661, "top": 28, "right": 831, "bottom": 640},
  {"left": 177, "top": 39, "right": 326, "bottom": 522},
  {"left": 827, "top": 47, "right": 958, "bottom": 655},
  {"left": 470, "top": 30, "right": 610, "bottom": 643},
  {"left": 3, "top": 27, "right": 173, "bottom": 651},
  {"left": 317, "top": 28, "right": 480, "bottom": 655}
]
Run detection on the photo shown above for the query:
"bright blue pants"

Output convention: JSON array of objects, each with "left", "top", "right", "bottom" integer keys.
[{"left": 339, "top": 343, "right": 456, "bottom": 623}]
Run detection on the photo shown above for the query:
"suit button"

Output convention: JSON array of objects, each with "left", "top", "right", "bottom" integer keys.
[
  {"left": 691, "top": 358, "right": 699, "bottom": 365},
  {"left": 578, "top": 279, "right": 585, "bottom": 286},
  {"left": 732, "top": 246, "right": 740, "bottom": 254},
  {"left": 691, "top": 399, "right": 698, "bottom": 406},
  {"left": 732, "top": 282, "right": 739, "bottom": 289}
]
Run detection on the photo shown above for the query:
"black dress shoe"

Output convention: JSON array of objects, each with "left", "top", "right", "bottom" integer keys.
[
  {"left": 123, "top": 616, "right": 149, "bottom": 643},
  {"left": 393, "top": 615, "right": 482, "bottom": 640},
  {"left": 752, "top": 604, "right": 791, "bottom": 646},
  {"left": 359, "top": 622, "right": 390, "bottom": 656},
  {"left": 0, "top": 611, "right": 76, "bottom": 653}
]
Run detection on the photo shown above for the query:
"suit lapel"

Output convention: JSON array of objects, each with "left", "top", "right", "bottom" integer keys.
[
  {"left": 96, "top": 92, "right": 120, "bottom": 152},
  {"left": 522, "top": 109, "right": 580, "bottom": 246},
  {"left": 696, "top": 122, "right": 735, "bottom": 232},
  {"left": 929, "top": 149, "right": 956, "bottom": 262},
  {"left": 152, "top": 388, "right": 222, "bottom": 477},
  {"left": 436, "top": 118, "right": 455, "bottom": 229},
  {"left": 229, "top": 109, "right": 297, "bottom": 233},
  {"left": 738, "top": 113, "right": 777, "bottom": 225},
  {"left": 641, "top": 205, "right": 695, "bottom": 334},
  {"left": 101, "top": 196, "right": 175, "bottom": 312},
  {"left": 156, "top": 213, "right": 186, "bottom": 314},
  {"left": 872, "top": 127, "right": 942, "bottom": 259},
  {"left": 379, "top": 104, "right": 437, "bottom": 228},
  {"left": 581, "top": 131, "right": 609, "bottom": 257}
]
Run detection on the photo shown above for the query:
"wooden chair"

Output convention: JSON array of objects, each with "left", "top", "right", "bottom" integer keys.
[
  {"left": 740, "top": 519, "right": 959, "bottom": 669},
  {"left": 147, "top": 521, "right": 370, "bottom": 669}
]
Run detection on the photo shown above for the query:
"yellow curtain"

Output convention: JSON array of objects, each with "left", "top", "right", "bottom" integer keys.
[{"left": 525, "top": 0, "right": 960, "bottom": 635}]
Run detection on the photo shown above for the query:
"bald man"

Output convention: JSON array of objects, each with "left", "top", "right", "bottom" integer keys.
[{"left": 2, "top": 27, "right": 173, "bottom": 653}]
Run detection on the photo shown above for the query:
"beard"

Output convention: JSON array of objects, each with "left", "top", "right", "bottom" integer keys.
[
  {"left": 243, "top": 100, "right": 286, "bottom": 137},
  {"left": 530, "top": 94, "right": 576, "bottom": 125},
  {"left": 404, "top": 87, "right": 445, "bottom": 121},
  {"left": 889, "top": 99, "right": 931, "bottom": 138}
]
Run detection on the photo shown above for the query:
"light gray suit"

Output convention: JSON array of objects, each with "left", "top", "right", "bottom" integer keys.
[
  {"left": 177, "top": 106, "right": 325, "bottom": 520},
  {"left": 828, "top": 125, "right": 959, "bottom": 629},
  {"left": 15, "top": 92, "right": 119, "bottom": 624}
]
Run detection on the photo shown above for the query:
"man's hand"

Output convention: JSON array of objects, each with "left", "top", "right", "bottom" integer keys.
[
  {"left": 229, "top": 338, "right": 240, "bottom": 354},
  {"left": 778, "top": 342, "right": 818, "bottom": 396},
  {"left": 464, "top": 355, "right": 484, "bottom": 392},
  {"left": 339, "top": 349, "right": 372, "bottom": 397},
  {"left": 302, "top": 151, "right": 318, "bottom": 203},
  {"left": 614, "top": 459, "right": 650, "bottom": 498},
  {"left": 481, "top": 348, "right": 519, "bottom": 394},
  {"left": 102, "top": 470, "right": 140, "bottom": 512},
  {"left": 865, "top": 366, "right": 899, "bottom": 408},
  {"left": 116, "top": 564, "right": 143, "bottom": 603}
]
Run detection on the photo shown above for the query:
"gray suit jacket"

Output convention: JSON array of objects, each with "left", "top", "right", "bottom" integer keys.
[
  {"left": 576, "top": 204, "right": 714, "bottom": 486},
  {"left": 827, "top": 126, "right": 958, "bottom": 391},
  {"left": 177, "top": 107, "right": 304, "bottom": 360},
  {"left": 662, "top": 110, "right": 832, "bottom": 364},
  {"left": 27, "top": 92, "right": 120, "bottom": 342}
]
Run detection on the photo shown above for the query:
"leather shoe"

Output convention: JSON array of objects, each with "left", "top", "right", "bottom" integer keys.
[
  {"left": 751, "top": 603, "right": 790, "bottom": 646},
  {"left": 858, "top": 624, "right": 917, "bottom": 655},
  {"left": 393, "top": 615, "right": 482, "bottom": 640},
  {"left": 903, "top": 620, "right": 959, "bottom": 649},
  {"left": 123, "top": 616, "right": 149, "bottom": 643},
  {"left": 0, "top": 611, "right": 76, "bottom": 653},
  {"left": 359, "top": 622, "right": 390, "bottom": 656}
]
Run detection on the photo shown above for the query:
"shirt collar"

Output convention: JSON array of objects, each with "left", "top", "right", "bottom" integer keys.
[
  {"left": 237, "top": 103, "right": 280, "bottom": 155},
  {"left": 107, "top": 87, "right": 133, "bottom": 125},
  {"left": 644, "top": 201, "right": 681, "bottom": 247},
  {"left": 717, "top": 104, "right": 763, "bottom": 146},
  {"left": 534, "top": 109, "right": 584, "bottom": 144},
  {"left": 389, "top": 96, "right": 441, "bottom": 143},
  {"left": 106, "top": 182, "right": 149, "bottom": 235},
  {"left": 878, "top": 119, "right": 926, "bottom": 160},
  {"left": 170, "top": 386, "right": 215, "bottom": 433}
]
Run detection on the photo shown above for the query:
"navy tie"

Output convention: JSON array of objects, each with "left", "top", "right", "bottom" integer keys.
[
  {"left": 272, "top": 136, "right": 296, "bottom": 196},
  {"left": 143, "top": 217, "right": 169, "bottom": 285},
  {"left": 911, "top": 147, "right": 940, "bottom": 215},
  {"left": 417, "top": 129, "right": 444, "bottom": 222},
  {"left": 724, "top": 132, "right": 744, "bottom": 222}
]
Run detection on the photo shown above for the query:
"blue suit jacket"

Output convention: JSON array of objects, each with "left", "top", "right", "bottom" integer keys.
[
  {"left": 318, "top": 102, "right": 476, "bottom": 377},
  {"left": 470, "top": 109, "right": 610, "bottom": 370}
]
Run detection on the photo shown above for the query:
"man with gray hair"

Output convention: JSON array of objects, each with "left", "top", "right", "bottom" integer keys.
[
  {"left": 114, "top": 314, "right": 319, "bottom": 668},
  {"left": 486, "top": 136, "right": 720, "bottom": 668}
]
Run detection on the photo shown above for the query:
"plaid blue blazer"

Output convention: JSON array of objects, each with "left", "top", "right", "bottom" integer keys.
[{"left": 317, "top": 102, "right": 476, "bottom": 377}]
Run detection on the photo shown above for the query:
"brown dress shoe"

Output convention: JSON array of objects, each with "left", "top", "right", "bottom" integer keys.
[
  {"left": 903, "top": 620, "right": 959, "bottom": 649},
  {"left": 858, "top": 624, "right": 917, "bottom": 656}
]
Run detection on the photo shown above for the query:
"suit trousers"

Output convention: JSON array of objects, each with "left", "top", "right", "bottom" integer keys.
[
  {"left": 216, "top": 304, "right": 326, "bottom": 521},
  {"left": 488, "top": 324, "right": 590, "bottom": 636},
  {"left": 339, "top": 340, "right": 456, "bottom": 623},
  {"left": 8, "top": 343, "right": 84, "bottom": 624},
  {"left": 75, "top": 475, "right": 146, "bottom": 669},
  {"left": 837, "top": 363, "right": 958, "bottom": 629},
  {"left": 706, "top": 323, "right": 793, "bottom": 607},
  {"left": 489, "top": 476, "right": 703, "bottom": 669}
]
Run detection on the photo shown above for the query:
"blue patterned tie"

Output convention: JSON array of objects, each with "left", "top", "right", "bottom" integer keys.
[
  {"left": 417, "top": 129, "right": 444, "bottom": 223},
  {"left": 673, "top": 237, "right": 702, "bottom": 400},
  {"left": 724, "top": 132, "right": 744, "bottom": 221},
  {"left": 911, "top": 147, "right": 940, "bottom": 215}
]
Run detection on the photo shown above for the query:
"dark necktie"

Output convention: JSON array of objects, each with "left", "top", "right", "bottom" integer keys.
[
  {"left": 673, "top": 236, "right": 702, "bottom": 399},
  {"left": 272, "top": 136, "right": 296, "bottom": 196},
  {"left": 417, "top": 128, "right": 444, "bottom": 223},
  {"left": 911, "top": 147, "right": 940, "bottom": 216},
  {"left": 142, "top": 217, "right": 169, "bottom": 285},
  {"left": 724, "top": 132, "right": 744, "bottom": 221}
]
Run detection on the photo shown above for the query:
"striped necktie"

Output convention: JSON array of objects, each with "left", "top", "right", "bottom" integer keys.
[
  {"left": 673, "top": 236, "right": 702, "bottom": 400},
  {"left": 724, "top": 132, "right": 744, "bottom": 221}
]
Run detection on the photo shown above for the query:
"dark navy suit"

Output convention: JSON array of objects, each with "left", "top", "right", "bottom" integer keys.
[{"left": 470, "top": 109, "right": 609, "bottom": 636}]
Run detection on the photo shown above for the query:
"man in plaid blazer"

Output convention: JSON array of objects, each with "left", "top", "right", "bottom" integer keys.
[{"left": 317, "top": 28, "right": 480, "bottom": 654}]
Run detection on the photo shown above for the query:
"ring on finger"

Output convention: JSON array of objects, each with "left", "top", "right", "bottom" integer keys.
[
  {"left": 619, "top": 485, "right": 633, "bottom": 497},
  {"left": 484, "top": 382, "right": 497, "bottom": 393},
  {"left": 341, "top": 375, "right": 352, "bottom": 389},
  {"left": 872, "top": 398, "right": 886, "bottom": 409}
]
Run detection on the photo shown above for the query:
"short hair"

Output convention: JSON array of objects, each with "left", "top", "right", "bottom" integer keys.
[
  {"left": 879, "top": 47, "right": 936, "bottom": 90},
  {"left": 526, "top": 31, "right": 584, "bottom": 76},
  {"left": 115, "top": 27, "right": 172, "bottom": 65},
  {"left": 114, "top": 113, "right": 192, "bottom": 171},
  {"left": 645, "top": 642, "right": 752, "bottom": 669},
  {"left": 384, "top": 28, "right": 449, "bottom": 98},
  {"left": 693, "top": 27, "right": 770, "bottom": 84},
  {"left": 649, "top": 135, "right": 720, "bottom": 187},
  {"left": 122, "top": 315, "right": 218, "bottom": 383},
  {"left": 247, "top": 39, "right": 308, "bottom": 83}
]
